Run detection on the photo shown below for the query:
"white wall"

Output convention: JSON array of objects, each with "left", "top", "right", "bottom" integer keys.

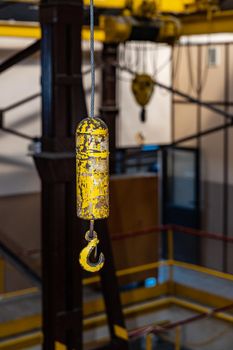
[
  {"left": 180, "top": 33, "right": 233, "bottom": 44},
  {"left": 83, "top": 41, "right": 172, "bottom": 147},
  {"left": 0, "top": 37, "right": 41, "bottom": 196},
  {"left": 0, "top": 39, "right": 172, "bottom": 196},
  {"left": 1, "top": 34, "right": 232, "bottom": 196},
  {"left": 175, "top": 33, "right": 233, "bottom": 185},
  {"left": 117, "top": 43, "right": 171, "bottom": 147}
]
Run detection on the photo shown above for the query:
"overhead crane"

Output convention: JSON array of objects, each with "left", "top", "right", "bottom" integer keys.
[{"left": 1, "top": 0, "right": 233, "bottom": 40}]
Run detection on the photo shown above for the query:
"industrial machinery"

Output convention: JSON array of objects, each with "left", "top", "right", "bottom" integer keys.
[
  {"left": 132, "top": 74, "right": 155, "bottom": 122},
  {"left": 1, "top": 0, "right": 233, "bottom": 42}
]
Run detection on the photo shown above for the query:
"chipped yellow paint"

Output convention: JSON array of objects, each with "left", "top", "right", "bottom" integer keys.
[
  {"left": 55, "top": 342, "right": 67, "bottom": 350},
  {"left": 76, "top": 117, "right": 109, "bottom": 220},
  {"left": 114, "top": 325, "right": 129, "bottom": 341}
]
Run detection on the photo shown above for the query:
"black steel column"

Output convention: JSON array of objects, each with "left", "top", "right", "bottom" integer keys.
[
  {"left": 35, "top": 1, "right": 86, "bottom": 349},
  {"left": 100, "top": 43, "right": 119, "bottom": 175}
]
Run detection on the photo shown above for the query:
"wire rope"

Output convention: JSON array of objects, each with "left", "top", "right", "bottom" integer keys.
[{"left": 90, "top": 0, "right": 95, "bottom": 119}]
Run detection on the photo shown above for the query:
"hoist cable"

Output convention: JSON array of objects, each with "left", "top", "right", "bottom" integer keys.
[
  {"left": 187, "top": 42, "right": 210, "bottom": 94},
  {"left": 89, "top": 0, "right": 96, "bottom": 239},
  {"left": 90, "top": 0, "right": 95, "bottom": 119},
  {"left": 173, "top": 44, "right": 182, "bottom": 83}
]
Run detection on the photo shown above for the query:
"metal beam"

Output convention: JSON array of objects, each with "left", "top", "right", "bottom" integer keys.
[
  {"left": 2, "top": 93, "right": 40, "bottom": 113},
  {"left": 0, "top": 234, "right": 41, "bottom": 286},
  {"left": 169, "top": 122, "right": 233, "bottom": 147},
  {"left": 0, "top": 23, "right": 106, "bottom": 40},
  {"left": 0, "top": 40, "right": 40, "bottom": 73},
  {"left": 0, "top": 0, "right": 197, "bottom": 12},
  {"left": 180, "top": 9, "right": 233, "bottom": 36},
  {"left": 155, "top": 81, "right": 233, "bottom": 121},
  {"left": 2, "top": 8, "right": 233, "bottom": 42},
  {"left": 0, "top": 126, "right": 35, "bottom": 140}
]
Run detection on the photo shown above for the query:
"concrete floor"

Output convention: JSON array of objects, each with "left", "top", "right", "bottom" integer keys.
[
  {"left": 84, "top": 305, "right": 233, "bottom": 350},
  {"left": 159, "top": 266, "right": 233, "bottom": 299},
  {"left": 2, "top": 267, "right": 233, "bottom": 350}
]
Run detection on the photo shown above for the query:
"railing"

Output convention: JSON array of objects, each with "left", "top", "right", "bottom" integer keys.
[
  {"left": 0, "top": 40, "right": 41, "bottom": 141},
  {"left": 2, "top": 223, "right": 233, "bottom": 292},
  {"left": 0, "top": 40, "right": 42, "bottom": 294},
  {"left": 1, "top": 224, "right": 233, "bottom": 349}
]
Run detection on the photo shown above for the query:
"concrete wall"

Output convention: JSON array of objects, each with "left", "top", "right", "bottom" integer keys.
[
  {"left": 0, "top": 37, "right": 41, "bottom": 196},
  {"left": 173, "top": 34, "right": 233, "bottom": 272},
  {"left": 117, "top": 42, "right": 171, "bottom": 147},
  {"left": 0, "top": 39, "right": 171, "bottom": 197}
]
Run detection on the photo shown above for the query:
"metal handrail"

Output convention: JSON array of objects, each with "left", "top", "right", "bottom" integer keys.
[
  {"left": 0, "top": 92, "right": 41, "bottom": 141},
  {"left": 0, "top": 237, "right": 41, "bottom": 287},
  {"left": 2, "top": 92, "right": 40, "bottom": 113},
  {"left": 0, "top": 40, "right": 41, "bottom": 140},
  {"left": 0, "top": 40, "right": 40, "bottom": 74}
]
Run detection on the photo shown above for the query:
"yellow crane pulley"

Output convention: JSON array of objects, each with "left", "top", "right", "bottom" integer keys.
[{"left": 132, "top": 73, "right": 155, "bottom": 122}]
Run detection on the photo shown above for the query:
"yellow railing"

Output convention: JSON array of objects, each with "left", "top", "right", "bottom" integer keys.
[
  {"left": 0, "top": 257, "right": 5, "bottom": 294},
  {"left": 1, "top": 226, "right": 233, "bottom": 349},
  {"left": 2, "top": 226, "right": 233, "bottom": 298}
]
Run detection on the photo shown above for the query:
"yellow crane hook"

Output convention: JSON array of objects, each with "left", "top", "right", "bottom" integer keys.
[{"left": 79, "top": 235, "right": 105, "bottom": 273}]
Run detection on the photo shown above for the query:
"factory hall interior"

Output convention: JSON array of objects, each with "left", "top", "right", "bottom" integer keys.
[{"left": 2, "top": 0, "right": 233, "bottom": 350}]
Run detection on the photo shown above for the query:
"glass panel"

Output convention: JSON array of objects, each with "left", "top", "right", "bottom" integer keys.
[
  {"left": 115, "top": 147, "right": 159, "bottom": 175},
  {"left": 167, "top": 149, "right": 196, "bottom": 209}
]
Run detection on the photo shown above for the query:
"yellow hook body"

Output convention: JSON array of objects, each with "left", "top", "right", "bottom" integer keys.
[
  {"left": 79, "top": 237, "right": 105, "bottom": 273},
  {"left": 76, "top": 117, "right": 109, "bottom": 220},
  {"left": 132, "top": 74, "right": 154, "bottom": 107},
  {"left": 132, "top": 74, "right": 155, "bottom": 122}
]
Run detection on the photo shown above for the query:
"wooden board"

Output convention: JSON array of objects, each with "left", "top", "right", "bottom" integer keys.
[{"left": 108, "top": 174, "right": 159, "bottom": 285}]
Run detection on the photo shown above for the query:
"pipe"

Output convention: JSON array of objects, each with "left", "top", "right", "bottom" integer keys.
[
  {"left": 172, "top": 224, "right": 233, "bottom": 244},
  {"left": 26, "top": 224, "right": 233, "bottom": 277},
  {"left": 129, "top": 302, "right": 233, "bottom": 339},
  {"left": 112, "top": 225, "right": 168, "bottom": 241},
  {"left": 112, "top": 224, "right": 233, "bottom": 244},
  {"left": 164, "top": 303, "right": 233, "bottom": 331},
  {"left": 112, "top": 225, "right": 233, "bottom": 243}
]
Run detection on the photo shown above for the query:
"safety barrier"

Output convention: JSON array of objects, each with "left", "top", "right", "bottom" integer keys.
[{"left": 1, "top": 224, "right": 233, "bottom": 349}]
